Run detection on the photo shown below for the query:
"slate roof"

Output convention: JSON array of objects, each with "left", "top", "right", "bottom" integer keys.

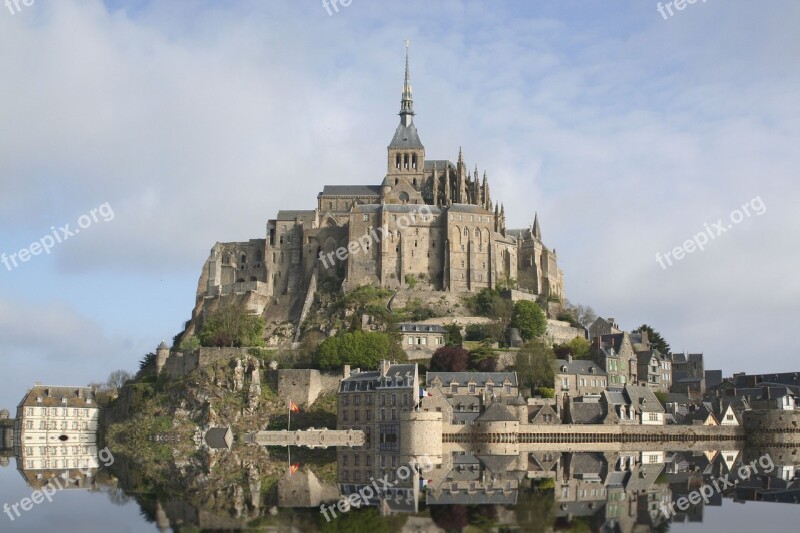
[
  {"left": 17, "top": 386, "right": 96, "bottom": 409},
  {"left": 475, "top": 401, "right": 517, "bottom": 422},
  {"left": 205, "top": 427, "right": 233, "bottom": 450},
  {"left": 389, "top": 122, "right": 423, "bottom": 149},
  {"left": 382, "top": 204, "right": 443, "bottom": 215},
  {"left": 424, "top": 160, "right": 454, "bottom": 171},
  {"left": 448, "top": 203, "right": 493, "bottom": 214},
  {"left": 320, "top": 185, "right": 382, "bottom": 197},
  {"left": 276, "top": 210, "right": 315, "bottom": 220},
  {"left": 426, "top": 372, "right": 517, "bottom": 388},
  {"left": 570, "top": 402, "right": 605, "bottom": 424},
  {"left": 398, "top": 323, "right": 447, "bottom": 333},
  {"left": 554, "top": 359, "right": 606, "bottom": 376},
  {"left": 624, "top": 385, "right": 665, "bottom": 413}
]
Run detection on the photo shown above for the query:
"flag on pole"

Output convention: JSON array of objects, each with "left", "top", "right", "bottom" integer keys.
[
  {"left": 289, "top": 401, "right": 300, "bottom": 413},
  {"left": 289, "top": 463, "right": 300, "bottom": 475}
]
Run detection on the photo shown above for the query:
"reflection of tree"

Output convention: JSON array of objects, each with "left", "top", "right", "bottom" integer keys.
[
  {"left": 430, "top": 504, "right": 469, "bottom": 531},
  {"left": 317, "top": 507, "right": 407, "bottom": 533},
  {"left": 514, "top": 486, "right": 555, "bottom": 533}
]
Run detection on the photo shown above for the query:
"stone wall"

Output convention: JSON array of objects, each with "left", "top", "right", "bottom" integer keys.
[
  {"left": 161, "top": 347, "right": 255, "bottom": 378},
  {"left": 545, "top": 319, "right": 586, "bottom": 345},
  {"left": 277, "top": 369, "right": 342, "bottom": 407}
]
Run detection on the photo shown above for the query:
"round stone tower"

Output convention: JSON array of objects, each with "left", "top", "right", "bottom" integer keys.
[
  {"left": 155, "top": 341, "right": 170, "bottom": 375},
  {"left": 400, "top": 410, "right": 443, "bottom": 467}
]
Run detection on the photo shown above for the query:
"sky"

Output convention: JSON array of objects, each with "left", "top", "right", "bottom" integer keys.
[{"left": 0, "top": 0, "right": 798, "bottom": 411}]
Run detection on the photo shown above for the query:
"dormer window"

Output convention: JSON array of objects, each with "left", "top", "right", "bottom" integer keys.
[{"left": 561, "top": 366, "right": 568, "bottom": 372}]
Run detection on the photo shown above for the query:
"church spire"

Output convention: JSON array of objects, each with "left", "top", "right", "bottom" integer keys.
[
  {"left": 532, "top": 212, "right": 542, "bottom": 240},
  {"left": 399, "top": 39, "right": 414, "bottom": 126}
]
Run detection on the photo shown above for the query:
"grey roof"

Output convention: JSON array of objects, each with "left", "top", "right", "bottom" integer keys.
[
  {"left": 624, "top": 385, "right": 665, "bottom": 413},
  {"left": 383, "top": 204, "right": 443, "bottom": 215},
  {"left": 570, "top": 453, "right": 605, "bottom": 476},
  {"left": 554, "top": 359, "right": 606, "bottom": 376},
  {"left": 424, "top": 160, "right": 455, "bottom": 171},
  {"left": 320, "top": 185, "right": 381, "bottom": 197},
  {"left": 427, "top": 489, "right": 517, "bottom": 506},
  {"left": 604, "top": 390, "right": 627, "bottom": 405},
  {"left": 157, "top": 341, "right": 169, "bottom": 350},
  {"left": 398, "top": 323, "right": 447, "bottom": 333},
  {"left": 204, "top": 427, "right": 233, "bottom": 450},
  {"left": 476, "top": 401, "right": 517, "bottom": 422},
  {"left": 427, "top": 372, "right": 518, "bottom": 388},
  {"left": 448, "top": 203, "right": 492, "bottom": 214},
  {"left": 477, "top": 454, "right": 516, "bottom": 475},
  {"left": 276, "top": 210, "right": 315, "bottom": 220},
  {"left": 389, "top": 122, "right": 423, "bottom": 149},
  {"left": 570, "top": 402, "right": 605, "bottom": 424},
  {"left": 352, "top": 204, "right": 381, "bottom": 213}
]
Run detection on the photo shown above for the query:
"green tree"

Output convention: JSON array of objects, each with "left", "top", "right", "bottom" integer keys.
[
  {"left": 198, "top": 302, "right": 265, "bottom": 347},
  {"left": 443, "top": 324, "right": 463, "bottom": 346},
  {"left": 511, "top": 300, "right": 547, "bottom": 340},
  {"left": 515, "top": 340, "right": 555, "bottom": 392},
  {"left": 567, "top": 336, "right": 591, "bottom": 359},
  {"left": 179, "top": 335, "right": 201, "bottom": 352},
  {"left": 136, "top": 352, "right": 156, "bottom": 380},
  {"left": 315, "top": 331, "right": 405, "bottom": 370},
  {"left": 468, "top": 343, "right": 498, "bottom": 372},
  {"left": 633, "top": 324, "right": 671, "bottom": 354}
]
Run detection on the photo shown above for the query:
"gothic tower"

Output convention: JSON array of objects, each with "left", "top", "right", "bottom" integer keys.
[{"left": 382, "top": 42, "right": 425, "bottom": 205}]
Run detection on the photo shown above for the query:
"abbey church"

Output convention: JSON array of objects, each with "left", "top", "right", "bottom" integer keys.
[{"left": 191, "top": 47, "right": 564, "bottom": 328}]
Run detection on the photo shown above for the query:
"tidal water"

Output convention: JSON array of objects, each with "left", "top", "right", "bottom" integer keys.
[{"left": 2, "top": 446, "right": 799, "bottom": 532}]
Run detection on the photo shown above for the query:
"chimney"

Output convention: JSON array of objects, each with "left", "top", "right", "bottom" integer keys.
[
  {"left": 566, "top": 353, "right": 573, "bottom": 364},
  {"left": 343, "top": 365, "right": 351, "bottom": 378},
  {"left": 380, "top": 360, "right": 391, "bottom": 377}
]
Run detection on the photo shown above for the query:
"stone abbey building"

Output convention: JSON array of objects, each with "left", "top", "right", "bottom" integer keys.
[{"left": 191, "top": 47, "right": 564, "bottom": 328}]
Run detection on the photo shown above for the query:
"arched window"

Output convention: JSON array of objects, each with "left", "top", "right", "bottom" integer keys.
[
  {"left": 396, "top": 154, "right": 401, "bottom": 169},
  {"left": 403, "top": 154, "right": 409, "bottom": 169},
  {"left": 412, "top": 154, "right": 417, "bottom": 169},
  {"left": 241, "top": 254, "right": 247, "bottom": 264},
  {"left": 475, "top": 228, "right": 480, "bottom": 238},
  {"left": 464, "top": 227, "right": 468, "bottom": 236}
]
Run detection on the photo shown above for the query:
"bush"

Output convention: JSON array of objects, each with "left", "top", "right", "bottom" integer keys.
[
  {"left": 315, "top": 331, "right": 405, "bottom": 370},
  {"left": 404, "top": 274, "right": 417, "bottom": 289},
  {"left": 465, "top": 324, "right": 490, "bottom": 342},
  {"left": 444, "top": 324, "right": 463, "bottom": 346},
  {"left": 535, "top": 387, "right": 555, "bottom": 398},
  {"left": 199, "top": 302, "right": 265, "bottom": 347}
]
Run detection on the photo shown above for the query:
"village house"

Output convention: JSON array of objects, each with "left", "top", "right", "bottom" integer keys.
[
  {"left": 15, "top": 385, "right": 100, "bottom": 474},
  {"left": 636, "top": 350, "right": 671, "bottom": 393},
  {"left": 592, "top": 332, "right": 638, "bottom": 387},
  {"left": 554, "top": 354, "right": 608, "bottom": 398},
  {"left": 397, "top": 322, "right": 447, "bottom": 360}
]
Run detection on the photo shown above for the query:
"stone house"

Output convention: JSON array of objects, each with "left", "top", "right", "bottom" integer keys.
[
  {"left": 623, "top": 385, "right": 665, "bottom": 425},
  {"left": 669, "top": 352, "right": 705, "bottom": 397},
  {"left": 737, "top": 386, "right": 796, "bottom": 411},
  {"left": 553, "top": 355, "right": 608, "bottom": 398},
  {"left": 398, "top": 322, "right": 446, "bottom": 360},
  {"left": 426, "top": 371, "right": 519, "bottom": 399},
  {"left": 15, "top": 385, "right": 100, "bottom": 473},
  {"left": 588, "top": 317, "right": 621, "bottom": 341},
  {"left": 592, "top": 332, "right": 638, "bottom": 387},
  {"left": 636, "top": 350, "right": 671, "bottom": 393}
]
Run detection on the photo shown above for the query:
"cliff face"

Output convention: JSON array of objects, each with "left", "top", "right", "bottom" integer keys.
[{"left": 105, "top": 352, "right": 339, "bottom": 530}]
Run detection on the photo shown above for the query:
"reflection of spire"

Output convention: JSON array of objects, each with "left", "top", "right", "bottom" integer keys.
[{"left": 399, "top": 40, "right": 414, "bottom": 126}]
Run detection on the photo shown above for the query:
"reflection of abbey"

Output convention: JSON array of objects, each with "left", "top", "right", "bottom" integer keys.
[{"left": 191, "top": 46, "right": 564, "bottom": 328}]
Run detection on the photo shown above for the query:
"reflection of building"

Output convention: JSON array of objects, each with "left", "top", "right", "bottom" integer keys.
[
  {"left": 337, "top": 360, "right": 424, "bottom": 512},
  {"left": 15, "top": 385, "right": 100, "bottom": 473}
]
